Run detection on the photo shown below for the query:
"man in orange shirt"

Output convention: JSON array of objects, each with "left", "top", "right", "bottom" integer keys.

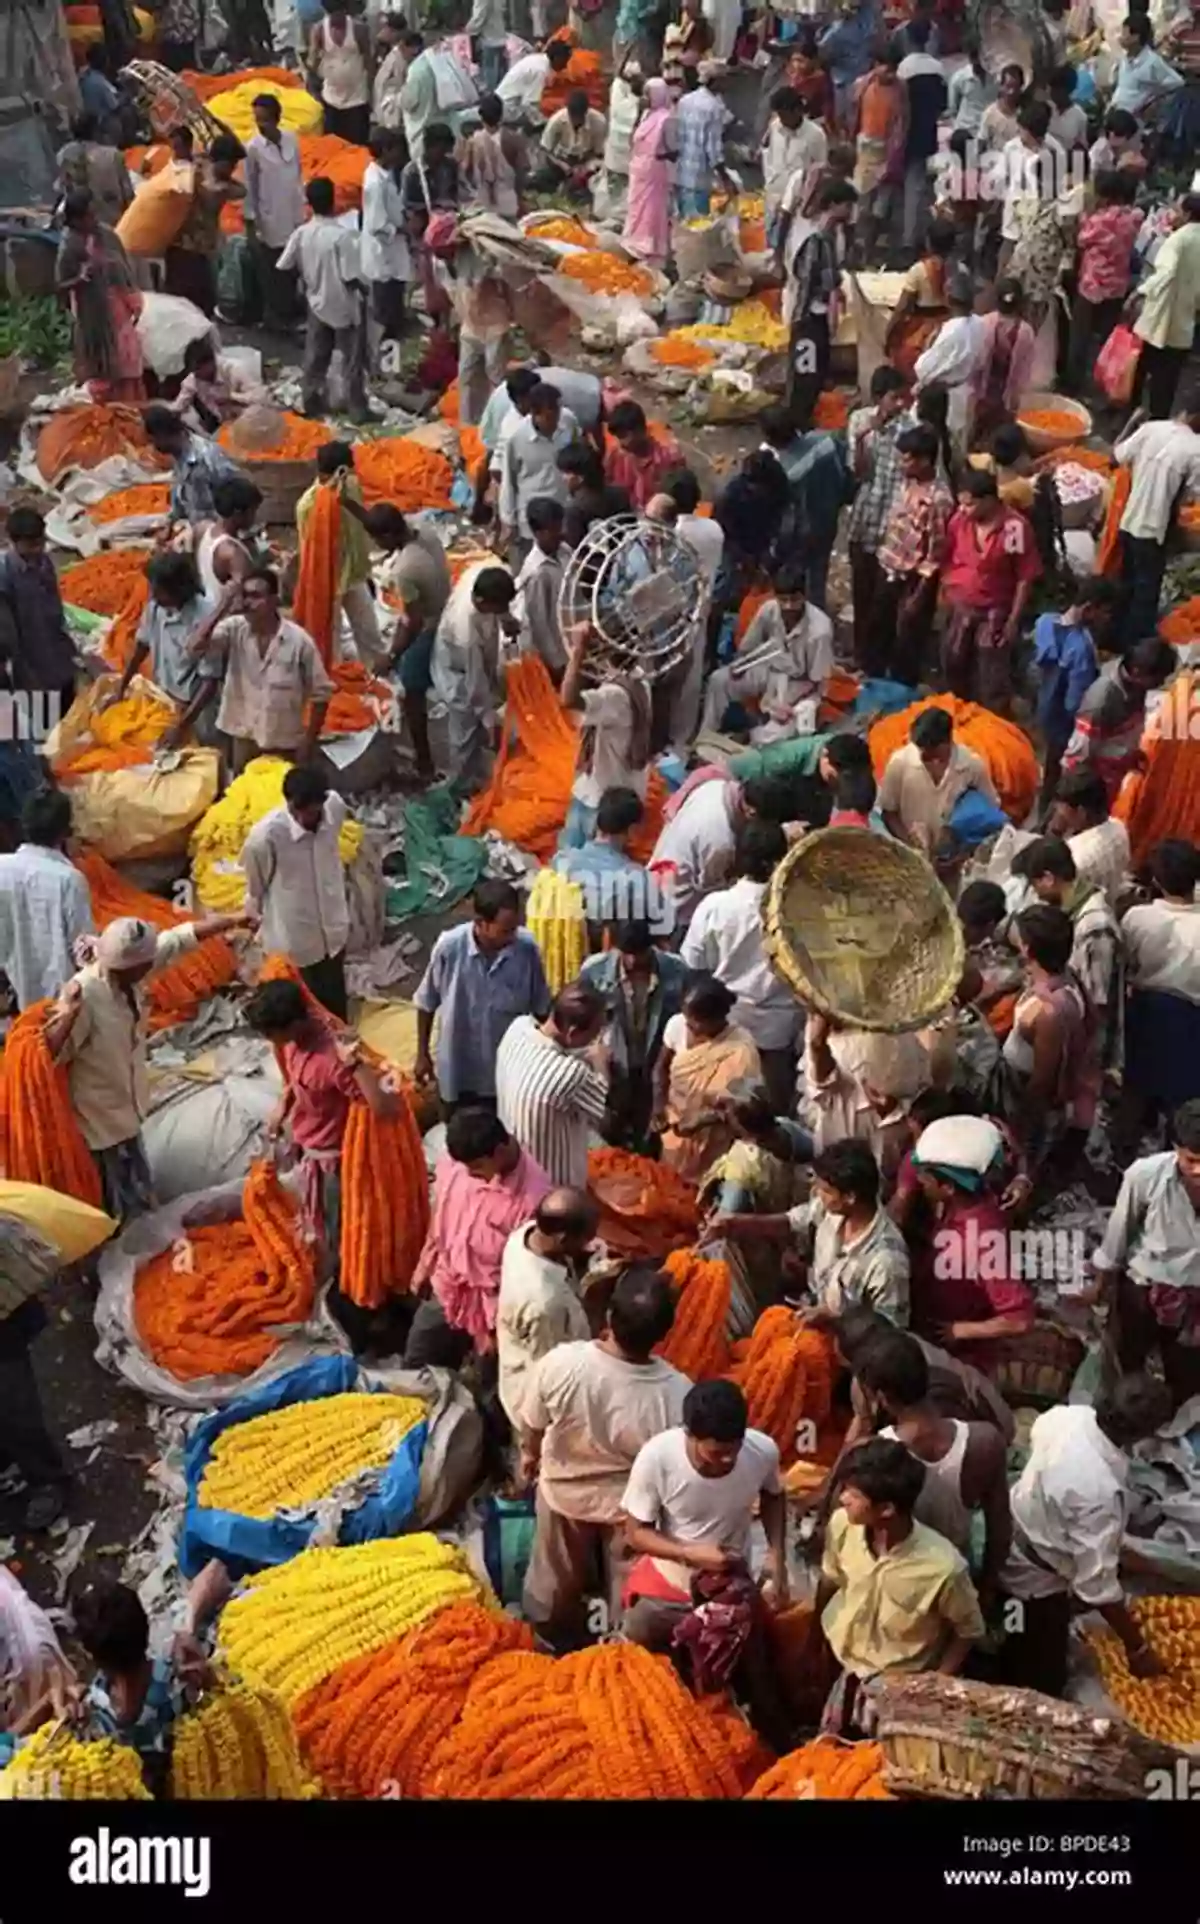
[
  {"left": 940, "top": 470, "right": 1040, "bottom": 712},
  {"left": 852, "top": 41, "right": 905, "bottom": 264}
]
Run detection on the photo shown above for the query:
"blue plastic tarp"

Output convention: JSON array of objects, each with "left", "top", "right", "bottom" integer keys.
[{"left": 179, "top": 1354, "right": 427, "bottom": 1580}]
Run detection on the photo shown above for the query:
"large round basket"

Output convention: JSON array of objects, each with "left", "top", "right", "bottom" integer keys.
[
  {"left": 1017, "top": 391, "right": 1092, "bottom": 456},
  {"left": 992, "top": 1319, "right": 1086, "bottom": 1411},
  {"left": 234, "top": 456, "right": 319, "bottom": 526},
  {"left": 873, "top": 1672, "right": 1178, "bottom": 1801},
  {"left": 762, "top": 827, "right": 964, "bottom": 1035}
]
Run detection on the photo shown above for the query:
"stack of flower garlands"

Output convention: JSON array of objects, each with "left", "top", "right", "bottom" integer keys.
[
  {"left": 462, "top": 653, "right": 666, "bottom": 863},
  {"left": 257, "top": 957, "right": 428, "bottom": 1309},
  {"left": 1085, "top": 1595, "right": 1200, "bottom": 1746},
  {"left": 730, "top": 1307, "right": 836, "bottom": 1466},
  {"left": 0, "top": 1002, "right": 103, "bottom": 1205},
  {"left": 0, "top": 1726, "right": 150, "bottom": 1801},
  {"left": 526, "top": 867, "right": 587, "bottom": 994},
  {"left": 673, "top": 301, "right": 789, "bottom": 352},
  {"left": 133, "top": 1160, "right": 316, "bottom": 1381},
  {"left": 657, "top": 1246, "right": 731, "bottom": 1381},
  {"left": 560, "top": 252, "right": 655, "bottom": 299},
  {"left": 169, "top": 1677, "right": 320, "bottom": 1799},
  {"left": 59, "top": 548, "right": 151, "bottom": 671},
  {"left": 587, "top": 1148, "right": 699, "bottom": 1259},
  {"left": 353, "top": 437, "right": 455, "bottom": 512},
  {"left": 651, "top": 336, "right": 716, "bottom": 370},
  {"left": 195, "top": 1391, "right": 426, "bottom": 1519},
  {"left": 746, "top": 1736, "right": 891, "bottom": 1800},
  {"left": 189, "top": 757, "right": 363, "bottom": 913},
  {"left": 216, "top": 413, "right": 333, "bottom": 464},
  {"left": 540, "top": 27, "right": 606, "bottom": 112},
  {"left": 74, "top": 851, "right": 239, "bottom": 1031},
  {"left": 868, "top": 694, "right": 1039, "bottom": 824},
  {"left": 272, "top": 1557, "right": 767, "bottom": 1799},
  {"left": 35, "top": 407, "right": 167, "bottom": 486},
  {"left": 53, "top": 686, "right": 175, "bottom": 780},
  {"left": 1114, "top": 670, "right": 1200, "bottom": 868},
  {"left": 87, "top": 482, "right": 171, "bottom": 525}
]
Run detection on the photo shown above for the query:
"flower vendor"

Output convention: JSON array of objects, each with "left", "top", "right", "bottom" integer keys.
[
  {"left": 413, "top": 879, "right": 551, "bottom": 1110},
  {"left": 241, "top": 763, "right": 353, "bottom": 1022},
  {"left": 496, "top": 1185, "right": 599, "bottom": 1437},
  {"left": 0, "top": 787, "right": 94, "bottom": 1011}
]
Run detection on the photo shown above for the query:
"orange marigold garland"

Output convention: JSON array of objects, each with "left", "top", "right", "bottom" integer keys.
[
  {"left": 352, "top": 437, "right": 455, "bottom": 512},
  {"left": 132, "top": 1160, "right": 316, "bottom": 1381},
  {"left": 587, "top": 1146, "right": 698, "bottom": 1259},
  {"left": 746, "top": 1735, "right": 891, "bottom": 1800},
  {"left": 730, "top": 1308, "right": 834, "bottom": 1464},
  {"left": 657, "top": 1246, "right": 731, "bottom": 1381},
  {"left": 74, "top": 851, "right": 238, "bottom": 1031},
  {"left": 294, "top": 1601, "right": 534, "bottom": 1798},
  {"left": 60, "top": 548, "right": 152, "bottom": 617},
  {"left": 0, "top": 1001, "right": 104, "bottom": 1206},
  {"left": 87, "top": 483, "right": 171, "bottom": 524},
  {"left": 868, "top": 694, "right": 1038, "bottom": 824}
]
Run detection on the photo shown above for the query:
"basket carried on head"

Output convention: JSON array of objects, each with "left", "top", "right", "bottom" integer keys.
[
  {"left": 557, "top": 516, "right": 705, "bottom": 685},
  {"left": 874, "top": 1672, "right": 1177, "bottom": 1801},
  {"left": 993, "top": 1319, "right": 1086, "bottom": 1411},
  {"left": 762, "top": 827, "right": 964, "bottom": 1035},
  {"left": 120, "top": 59, "right": 231, "bottom": 144}
]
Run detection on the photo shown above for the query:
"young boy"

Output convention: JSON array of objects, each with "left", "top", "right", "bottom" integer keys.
[
  {"left": 514, "top": 496, "right": 570, "bottom": 678},
  {"left": 278, "top": 175, "right": 368, "bottom": 422},
  {"left": 1031, "top": 576, "right": 1115, "bottom": 807}
]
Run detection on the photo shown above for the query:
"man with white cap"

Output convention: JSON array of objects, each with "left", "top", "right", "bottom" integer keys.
[{"left": 43, "top": 908, "right": 258, "bottom": 1221}]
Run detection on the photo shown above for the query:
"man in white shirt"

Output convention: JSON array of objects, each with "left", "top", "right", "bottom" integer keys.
[
  {"left": 700, "top": 565, "right": 834, "bottom": 736},
  {"left": 430, "top": 561, "right": 518, "bottom": 790},
  {"left": 513, "top": 497, "right": 570, "bottom": 676},
  {"left": 1046, "top": 768, "right": 1131, "bottom": 909},
  {"left": 465, "top": 0, "right": 509, "bottom": 94},
  {"left": 520, "top": 1264, "right": 689, "bottom": 1648},
  {"left": 241, "top": 762, "right": 351, "bottom": 1020},
  {"left": 682, "top": 819, "right": 800, "bottom": 1112},
  {"left": 649, "top": 773, "right": 792, "bottom": 931},
  {"left": 360, "top": 125, "right": 411, "bottom": 362},
  {"left": 560, "top": 620, "right": 651, "bottom": 845},
  {"left": 1092, "top": 1101, "right": 1200, "bottom": 1409},
  {"left": 244, "top": 91, "right": 306, "bottom": 330},
  {"left": 0, "top": 788, "right": 93, "bottom": 1011},
  {"left": 761, "top": 85, "right": 828, "bottom": 243},
  {"left": 498, "top": 383, "right": 581, "bottom": 553},
  {"left": 277, "top": 175, "right": 368, "bottom": 422},
  {"left": 535, "top": 90, "right": 607, "bottom": 199},
  {"left": 496, "top": 984, "right": 609, "bottom": 1187},
  {"left": 1112, "top": 404, "right": 1200, "bottom": 646},
  {"left": 495, "top": 38, "right": 572, "bottom": 126},
  {"left": 1002, "top": 1378, "right": 1171, "bottom": 1697},
  {"left": 878, "top": 706, "right": 1000, "bottom": 856},
  {"left": 650, "top": 474, "right": 725, "bottom": 750},
  {"left": 1122, "top": 841, "right": 1200, "bottom": 1003},
  {"left": 191, "top": 568, "right": 333, "bottom": 771},
  {"left": 497, "top": 1187, "right": 598, "bottom": 1435},
  {"left": 996, "top": 103, "right": 1072, "bottom": 255},
  {"left": 1130, "top": 193, "right": 1200, "bottom": 420}
]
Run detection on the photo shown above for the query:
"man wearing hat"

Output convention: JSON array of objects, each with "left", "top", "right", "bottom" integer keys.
[
  {"left": 674, "top": 61, "right": 733, "bottom": 219},
  {"left": 43, "top": 909, "right": 259, "bottom": 1222}
]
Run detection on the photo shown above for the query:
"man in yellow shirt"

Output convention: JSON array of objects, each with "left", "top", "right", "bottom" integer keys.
[
  {"left": 816, "top": 1435, "right": 985, "bottom": 1737},
  {"left": 295, "top": 441, "right": 382, "bottom": 669}
]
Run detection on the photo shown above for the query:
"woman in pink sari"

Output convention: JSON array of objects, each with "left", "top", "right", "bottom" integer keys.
[
  {"left": 55, "top": 188, "right": 145, "bottom": 404},
  {"left": 622, "top": 78, "right": 676, "bottom": 269}
]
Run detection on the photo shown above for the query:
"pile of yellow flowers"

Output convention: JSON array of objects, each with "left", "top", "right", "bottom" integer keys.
[
  {"left": 169, "top": 1677, "right": 321, "bottom": 1799},
  {"left": 190, "top": 756, "right": 363, "bottom": 911},
  {"left": 673, "top": 300, "right": 788, "bottom": 352},
  {"left": 218, "top": 1534, "right": 484, "bottom": 1705},
  {"left": 0, "top": 1726, "right": 151, "bottom": 1800},
  {"left": 197, "top": 1391, "right": 426, "bottom": 1519},
  {"left": 1086, "top": 1596, "right": 1200, "bottom": 1746},
  {"left": 526, "top": 867, "right": 587, "bottom": 994},
  {"left": 204, "top": 79, "right": 323, "bottom": 142}
]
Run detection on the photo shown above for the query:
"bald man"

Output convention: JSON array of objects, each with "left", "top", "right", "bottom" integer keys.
[
  {"left": 496, "top": 1187, "right": 600, "bottom": 1434},
  {"left": 645, "top": 493, "right": 678, "bottom": 524}
]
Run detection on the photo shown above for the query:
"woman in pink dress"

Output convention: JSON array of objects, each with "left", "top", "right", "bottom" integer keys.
[
  {"left": 622, "top": 78, "right": 677, "bottom": 269},
  {"left": 54, "top": 188, "right": 145, "bottom": 404}
]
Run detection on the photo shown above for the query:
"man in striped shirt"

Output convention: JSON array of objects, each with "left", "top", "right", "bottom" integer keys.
[{"left": 496, "top": 984, "right": 609, "bottom": 1187}]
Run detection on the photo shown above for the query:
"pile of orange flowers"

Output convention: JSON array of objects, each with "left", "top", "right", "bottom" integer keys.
[
  {"left": 657, "top": 1247, "right": 731, "bottom": 1381},
  {"left": 36, "top": 406, "right": 167, "bottom": 485},
  {"left": 869, "top": 694, "right": 1038, "bottom": 824},
  {"left": 560, "top": 250, "right": 654, "bottom": 299},
  {"left": 1180, "top": 503, "right": 1200, "bottom": 532},
  {"left": 323, "top": 661, "right": 391, "bottom": 735},
  {"left": 217, "top": 413, "right": 333, "bottom": 463},
  {"left": 746, "top": 1737, "right": 891, "bottom": 1800},
  {"left": 651, "top": 338, "right": 715, "bottom": 370},
  {"left": 74, "top": 851, "right": 238, "bottom": 1032},
  {"left": 541, "top": 32, "right": 606, "bottom": 113},
  {"left": 181, "top": 65, "right": 301, "bottom": 100},
  {"left": 1035, "top": 443, "right": 1113, "bottom": 477},
  {"left": 216, "top": 130, "right": 370, "bottom": 236},
  {"left": 458, "top": 423, "right": 486, "bottom": 481},
  {"left": 730, "top": 1308, "right": 834, "bottom": 1464},
  {"left": 257, "top": 957, "right": 429, "bottom": 1309},
  {"left": 529, "top": 215, "right": 596, "bottom": 246},
  {"left": 133, "top": 1160, "right": 316, "bottom": 1381},
  {"left": 88, "top": 483, "right": 171, "bottom": 525},
  {"left": 1115, "top": 670, "right": 1200, "bottom": 868},
  {"left": 813, "top": 388, "right": 852, "bottom": 431},
  {"left": 1161, "top": 597, "right": 1200, "bottom": 647},
  {"left": 60, "top": 548, "right": 152, "bottom": 619},
  {"left": 1018, "top": 407, "right": 1085, "bottom": 439},
  {"left": 587, "top": 1147, "right": 698, "bottom": 1259},
  {"left": 0, "top": 1001, "right": 104, "bottom": 1206},
  {"left": 295, "top": 1602, "right": 534, "bottom": 1798},
  {"left": 463, "top": 653, "right": 666, "bottom": 863},
  {"left": 353, "top": 437, "right": 455, "bottom": 511}
]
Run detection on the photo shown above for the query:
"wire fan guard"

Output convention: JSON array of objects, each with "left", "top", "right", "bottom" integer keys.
[{"left": 557, "top": 516, "right": 704, "bottom": 683}]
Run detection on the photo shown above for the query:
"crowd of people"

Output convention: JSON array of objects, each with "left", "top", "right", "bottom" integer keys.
[{"left": 0, "top": 0, "right": 1198, "bottom": 1793}]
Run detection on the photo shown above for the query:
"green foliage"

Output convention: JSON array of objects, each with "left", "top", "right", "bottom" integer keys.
[{"left": 0, "top": 297, "right": 72, "bottom": 369}]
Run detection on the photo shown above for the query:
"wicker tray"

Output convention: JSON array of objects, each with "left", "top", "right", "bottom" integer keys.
[
  {"left": 762, "top": 827, "right": 964, "bottom": 1034},
  {"left": 874, "top": 1672, "right": 1177, "bottom": 1801},
  {"left": 993, "top": 1320, "right": 1086, "bottom": 1411}
]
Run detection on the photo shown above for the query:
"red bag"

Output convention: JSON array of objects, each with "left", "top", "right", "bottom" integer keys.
[{"left": 1094, "top": 323, "right": 1142, "bottom": 405}]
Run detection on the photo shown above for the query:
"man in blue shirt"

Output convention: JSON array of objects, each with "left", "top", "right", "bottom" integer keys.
[
  {"left": 414, "top": 880, "right": 552, "bottom": 1109},
  {"left": 1032, "top": 576, "right": 1116, "bottom": 808},
  {"left": 819, "top": 0, "right": 880, "bottom": 126}
]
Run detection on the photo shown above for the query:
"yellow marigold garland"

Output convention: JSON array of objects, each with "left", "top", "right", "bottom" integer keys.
[
  {"left": 196, "top": 1391, "right": 426, "bottom": 1519},
  {"left": 1085, "top": 1595, "right": 1200, "bottom": 1747},
  {"left": 217, "top": 1535, "right": 484, "bottom": 1706},
  {"left": 0, "top": 1725, "right": 151, "bottom": 1800},
  {"left": 169, "top": 1677, "right": 321, "bottom": 1799},
  {"left": 526, "top": 867, "right": 587, "bottom": 995}
]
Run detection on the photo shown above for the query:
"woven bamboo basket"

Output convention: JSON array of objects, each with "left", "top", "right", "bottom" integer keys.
[
  {"left": 762, "top": 827, "right": 964, "bottom": 1034},
  {"left": 993, "top": 1320, "right": 1086, "bottom": 1411},
  {"left": 874, "top": 1673, "right": 1176, "bottom": 1801}
]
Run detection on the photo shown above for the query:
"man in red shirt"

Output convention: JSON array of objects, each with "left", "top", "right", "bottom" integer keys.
[
  {"left": 940, "top": 469, "right": 1040, "bottom": 712},
  {"left": 603, "top": 400, "right": 682, "bottom": 511}
]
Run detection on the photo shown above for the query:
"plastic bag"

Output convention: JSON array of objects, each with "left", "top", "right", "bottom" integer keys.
[
  {"left": 116, "top": 162, "right": 195, "bottom": 258},
  {"left": 44, "top": 677, "right": 222, "bottom": 860},
  {"left": 0, "top": 1180, "right": 116, "bottom": 1264},
  {"left": 1094, "top": 323, "right": 1142, "bottom": 405},
  {"left": 136, "top": 291, "right": 213, "bottom": 379}
]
